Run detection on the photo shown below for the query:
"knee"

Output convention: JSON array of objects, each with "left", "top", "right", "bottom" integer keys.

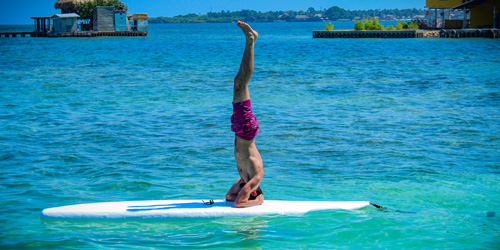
[
  {"left": 225, "top": 192, "right": 236, "bottom": 201},
  {"left": 233, "top": 80, "right": 242, "bottom": 91},
  {"left": 234, "top": 76, "right": 249, "bottom": 87}
]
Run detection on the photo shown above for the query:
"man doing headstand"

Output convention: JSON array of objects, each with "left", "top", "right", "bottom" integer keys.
[{"left": 225, "top": 21, "right": 264, "bottom": 208}]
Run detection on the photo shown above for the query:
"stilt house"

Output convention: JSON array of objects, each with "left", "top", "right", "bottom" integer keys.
[
  {"left": 426, "top": 0, "right": 499, "bottom": 28},
  {"left": 52, "top": 13, "right": 80, "bottom": 33}
]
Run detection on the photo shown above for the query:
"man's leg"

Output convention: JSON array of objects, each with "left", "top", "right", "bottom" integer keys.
[{"left": 233, "top": 21, "right": 258, "bottom": 104}]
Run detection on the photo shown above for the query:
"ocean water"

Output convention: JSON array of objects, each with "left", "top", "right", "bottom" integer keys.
[{"left": 0, "top": 21, "right": 499, "bottom": 249}]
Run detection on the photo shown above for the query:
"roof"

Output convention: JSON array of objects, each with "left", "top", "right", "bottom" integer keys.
[
  {"left": 133, "top": 13, "right": 148, "bottom": 21},
  {"left": 52, "top": 13, "right": 80, "bottom": 18},
  {"left": 452, "top": 0, "right": 494, "bottom": 9}
]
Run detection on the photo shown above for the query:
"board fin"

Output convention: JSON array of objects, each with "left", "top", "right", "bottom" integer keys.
[
  {"left": 370, "top": 202, "right": 386, "bottom": 210},
  {"left": 370, "top": 202, "right": 417, "bottom": 214}
]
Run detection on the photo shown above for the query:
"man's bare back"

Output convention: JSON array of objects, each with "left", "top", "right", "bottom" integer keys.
[{"left": 225, "top": 21, "right": 264, "bottom": 208}]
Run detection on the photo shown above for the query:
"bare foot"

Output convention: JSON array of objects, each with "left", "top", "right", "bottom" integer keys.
[{"left": 237, "top": 21, "right": 258, "bottom": 43}]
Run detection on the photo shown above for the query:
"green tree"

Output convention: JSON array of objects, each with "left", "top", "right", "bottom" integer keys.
[
  {"left": 324, "top": 22, "right": 334, "bottom": 31},
  {"left": 396, "top": 22, "right": 404, "bottom": 30},
  {"left": 324, "top": 6, "right": 347, "bottom": 20},
  {"left": 361, "top": 18, "right": 384, "bottom": 30},
  {"left": 76, "top": 2, "right": 96, "bottom": 21},
  {"left": 407, "top": 22, "right": 419, "bottom": 30},
  {"left": 354, "top": 20, "right": 365, "bottom": 30},
  {"left": 76, "top": 0, "right": 127, "bottom": 20}
]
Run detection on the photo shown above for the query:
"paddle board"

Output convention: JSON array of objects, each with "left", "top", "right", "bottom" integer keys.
[{"left": 41, "top": 200, "right": 370, "bottom": 220}]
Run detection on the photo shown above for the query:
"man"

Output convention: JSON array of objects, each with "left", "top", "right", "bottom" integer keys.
[{"left": 224, "top": 21, "right": 264, "bottom": 208}]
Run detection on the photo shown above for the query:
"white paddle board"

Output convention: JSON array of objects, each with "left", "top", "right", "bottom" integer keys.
[{"left": 41, "top": 200, "right": 370, "bottom": 220}]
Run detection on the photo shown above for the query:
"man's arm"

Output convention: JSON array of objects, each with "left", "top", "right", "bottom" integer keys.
[{"left": 234, "top": 174, "right": 264, "bottom": 208}]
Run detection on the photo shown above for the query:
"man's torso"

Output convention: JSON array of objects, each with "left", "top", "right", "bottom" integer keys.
[{"left": 234, "top": 137, "right": 263, "bottom": 182}]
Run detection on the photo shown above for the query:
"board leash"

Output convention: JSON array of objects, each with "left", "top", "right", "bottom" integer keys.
[{"left": 202, "top": 199, "right": 215, "bottom": 206}]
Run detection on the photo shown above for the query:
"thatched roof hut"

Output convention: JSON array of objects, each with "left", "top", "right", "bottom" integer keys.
[{"left": 54, "top": 0, "right": 93, "bottom": 14}]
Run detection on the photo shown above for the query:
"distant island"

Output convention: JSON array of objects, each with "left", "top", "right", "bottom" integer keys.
[{"left": 149, "top": 6, "right": 426, "bottom": 24}]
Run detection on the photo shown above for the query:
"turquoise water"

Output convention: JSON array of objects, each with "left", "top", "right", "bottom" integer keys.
[{"left": 1, "top": 22, "right": 499, "bottom": 249}]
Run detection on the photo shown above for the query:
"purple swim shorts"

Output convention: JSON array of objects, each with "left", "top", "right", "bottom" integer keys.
[{"left": 231, "top": 99, "right": 259, "bottom": 141}]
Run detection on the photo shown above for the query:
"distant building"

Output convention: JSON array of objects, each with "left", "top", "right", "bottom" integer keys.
[
  {"left": 426, "top": 0, "right": 465, "bottom": 28},
  {"left": 52, "top": 13, "right": 80, "bottom": 33},
  {"left": 278, "top": 13, "right": 289, "bottom": 19},
  {"left": 453, "top": 0, "right": 499, "bottom": 28},
  {"left": 23, "top": 1, "right": 148, "bottom": 37},
  {"left": 55, "top": 0, "right": 148, "bottom": 32},
  {"left": 130, "top": 14, "right": 148, "bottom": 32},
  {"left": 91, "top": 6, "right": 148, "bottom": 32},
  {"left": 385, "top": 15, "right": 397, "bottom": 20},
  {"left": 93, "top": 6, "right": 115, "bottom": 31},
  {"left": 31, "top": 17, "right": 51, "bottom": 33},
  {"left": 296, "top": 15, "right": 309, "bottom": 21},
  {"left": 115, "top": 9, "right": 128, "bottom": 31},
  {"left": 425, "top": 0, "right": 499, "bottom": 28}
]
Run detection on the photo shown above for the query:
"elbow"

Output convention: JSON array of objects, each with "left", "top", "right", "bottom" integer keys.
[
  {"left": 234, "top": 194, "right": 264, "bottom": 208},
  {"left": 234, "top": 201, "right": 243, "bottom": 208},
  {"left": 255, "top": 169, "right": 264, "bottom": 180},
  {"left": 233, "top": 197, "right": 247, "bottom": 208}
]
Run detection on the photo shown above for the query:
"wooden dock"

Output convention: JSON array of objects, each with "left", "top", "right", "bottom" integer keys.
[
  {"left": 313, "top": 29, "right": 499, "bottom": 39},
  {"left": 51, "top": 31, "right": 148, "bottom": 37},
  {"left": 0, "top": 32, "right": 48, "bottom": 38},
  {"left": 1, "top": 31, "right": 147, "bottom": 38}
]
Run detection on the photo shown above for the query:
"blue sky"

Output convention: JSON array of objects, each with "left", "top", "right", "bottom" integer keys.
[{"left": 0, "top": 0, "right": 425, "bottom": 24}]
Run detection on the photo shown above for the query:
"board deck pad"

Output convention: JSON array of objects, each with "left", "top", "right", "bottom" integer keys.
[{"left": 41, "top": 200, "right": 370, "bottom": 220}]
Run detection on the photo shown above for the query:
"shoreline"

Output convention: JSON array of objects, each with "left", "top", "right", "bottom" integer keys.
[{"left": 313, "top": 28, "right": 500, "bottom": 39}]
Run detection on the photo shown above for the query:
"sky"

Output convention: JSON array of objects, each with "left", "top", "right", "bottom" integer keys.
[{"left": 0, "top": 0, "right": 425, "bottom": 25}]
